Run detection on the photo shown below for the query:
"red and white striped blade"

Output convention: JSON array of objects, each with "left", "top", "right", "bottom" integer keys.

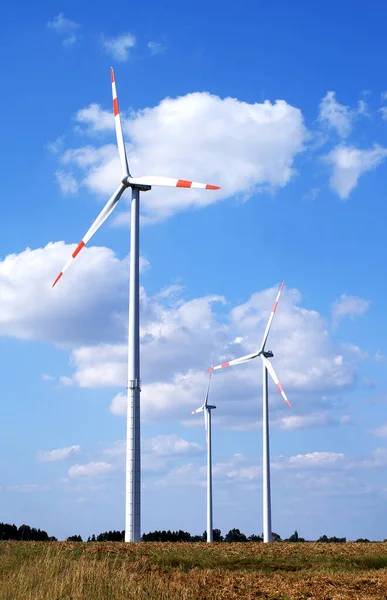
[
  {"left": 208, "top": 351, "right": 258, "bottom": 372},
  {"left": 111, "top": 67, "right": 130, "bottom": 179},
  {"left": 191, "top": 405, "right": 205, "bottom": 415},
  {"left": 261, "top": 354, "right": 291, "bottom": 408},
  {"left": 203, "top": 369, "right": 213, "bottom": 407},
  {"left": 128, "top": 176, "right": 220, "bottom": 190},
  {"left": 259, "top": 281, "right": 284, "bottom": 353},
  {"left": 52, "top": 184, "right": 125, "bottom": 287}
]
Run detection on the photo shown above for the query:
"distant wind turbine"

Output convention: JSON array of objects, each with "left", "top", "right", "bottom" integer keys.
[
  {"left": 52, "top": 68, "right": 221, "bottom": 542},
  {"left": 209, "top": 282, "right": 290, "bottom": 543},
  {"left": 191, "top": 368, "right": 216, "bottom": 542}
]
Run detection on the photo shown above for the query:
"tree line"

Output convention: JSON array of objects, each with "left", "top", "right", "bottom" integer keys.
[
  {"left": 68, "top": 529, "right": 375, "bottom": 543},
  {"left": 0, "top": 522, "right": 383, "bottom": 543},
  {"left": 0, "top": 523, "right": 57, "bottom": 541}
]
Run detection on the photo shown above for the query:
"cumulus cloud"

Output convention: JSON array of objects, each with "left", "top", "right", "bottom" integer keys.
[
  {"left": 319, "top": 91, "right": 352, "bottom": 138},
  {"left": 67, "top": 284, "right": 357, "bottom": 427},
  {"left": 324, "top": 144, "right": 387, "bottom": 199},
  {"left": 47, "top": 13, "right": 80, "bottom": 45},
  {"left": 278, "top": 451, "right": 345, "bottom": 469},
  {"left": 68, "top": 461, "right": 112, "bottom": 478},
  {"left": 332, "top": 293, "right": 370, "bottom": 328},
  {"left": 276, "top": 412, "right": 334, "bottom": 430},
  {"left": 57, "top": 92, "right": 308, "bottom": 222},
  {"left": 0, "top": 242, "right": 149, "bottom": 346},
  {"left": 143, "top": 434, "right": 203, "bottom": 457},
  {"left": 37, "top": 445, "right": 80, "bottom": 462},
  {"left": 0, "top": 241, "right": 357, "bottom": 430},
  {"left": 102, "top": 33, "right": 136, "bottom": 61}
]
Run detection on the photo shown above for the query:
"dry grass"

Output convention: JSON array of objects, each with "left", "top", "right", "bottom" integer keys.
[{"left": 1, "top": 541, "right": 387, "bottom": 599}]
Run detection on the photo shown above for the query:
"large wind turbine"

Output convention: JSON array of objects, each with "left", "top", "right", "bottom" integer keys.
[
  {"left": 52, "top": 68, "right": 220, "bottom": 542},
  {"left": 209, "top": 282, "right": 290, "bottom": 543},
  {"left": 191, "top": 369, "right": 216, "bottom": 542}
]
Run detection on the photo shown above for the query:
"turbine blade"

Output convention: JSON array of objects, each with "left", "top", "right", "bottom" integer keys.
[
  {"left": 111, "top": 67, "right": 130, "bottom": 179},
  {"left": 204, "top": 369, "right": 212, "bottom": 407},
  {"left": 191, "top": 406, "right": 205, "bottom": 414},
  {"left": 204, "top": 409, "right": 208, "bottom": 446},
  {"left": 128, "top": 176, "right": 220, "bottom": 190},
  {"left": 259, "top": 281, "right": 285, "bottom": 353},
  {"left": 52, "top": 184, "right": 125, "bottom": 287},
  {"left": 261, "top": 355, "right": 291, "bottom": 408},
  {"left": 208, "top": 351, "right": 258, "bottom": 372}
]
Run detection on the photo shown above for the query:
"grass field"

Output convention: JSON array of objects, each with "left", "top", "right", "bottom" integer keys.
[{"left": 1, "top": 541, "right": 387, "bottom": 599}]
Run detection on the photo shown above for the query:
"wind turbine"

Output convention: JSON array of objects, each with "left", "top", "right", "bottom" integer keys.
[
  {"left": 191, "top": 368, "right": 216, "bottom": 542},
  {"left": 52, "top": 68, "right": 221, "bottom": 542},
  {"left": 209, "top": 282, "right": 290, "bottom": 543}
]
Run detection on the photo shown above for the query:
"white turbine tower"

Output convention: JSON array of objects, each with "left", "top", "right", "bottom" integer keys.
[
  {"left": 209, "top": 282, "right": 290, "bottom": 543},
  {"left": 191, "top": 369, "right": 216, "bottom": 542},
  {"left": 52, "top": 68, "right": 221, "bottom": 542}
]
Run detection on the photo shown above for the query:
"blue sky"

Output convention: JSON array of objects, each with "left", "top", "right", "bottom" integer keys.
[{"left": 1, "top": 0, "right": 387, "bottom": 541}]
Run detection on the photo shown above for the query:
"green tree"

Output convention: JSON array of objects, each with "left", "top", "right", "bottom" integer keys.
[
  {"left": 248, "top": 534, "right": 263, "bottom": 542},
  {"left": 225, "top": 528, "right": 247, "bottom": 543},
  {"left": 67, "top": 535, "right": 83, "bottom": 542}
]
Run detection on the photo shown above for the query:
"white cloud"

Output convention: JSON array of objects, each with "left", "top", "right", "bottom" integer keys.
[
  {"left": 341, "top": 343, "right": 368, "bottom": 360},
  {"left": 68, "top": 461, "right": 112, "bottom": 478},
  {"left": 75, "top": 106, "right": 115, "bottom": 134},
  {"left": 332, "top": 293, "right": 370, "bottom": 328},
  {"left": 143, "top": 434, "right": 203, "bottom": 458},
  {"left": 274, "top": 451, "right": 345, "bottom": 470},
  {"left": 68, "top": 284, "right": 357, "bottom": 427},
  {"left": 110, "top": 391, "right": 126, "bottom": 415},
  {"left": 0, "top": 241, "right": 356, "bottom": 430},
  {"left": 59, "top": 92, "right": 308, "bottom": 222},
  {"left": 276, "top": 412, "right": 333, "bottom": 430},
  {"left": 37, "top": 445, "right": 80, "bottom": 462},
  {"left": 318, "top": 91, "right": 352, "bottom": 138},
  {"left": 0, "top": 242, "right": 143, "bottom": 346},
  {"left": 55, "top": 170, "right": 79, "bottom": 194},
  {"left": 370, "top": 424, "right": 387, "bottom": 438},
  {"left": 357, "top": 100, "right": 369, "bottom": 117},
  {"left": 379, "top": 107, "right": 387, "bottom": 120},
  {"left": 148, "top": 41, "right": 166, "bottom": 56},
  {"left": 47, "top": 13, "right": 80, "bottom": 45},
  {"left": 102, "top": 33, "right": 136, "bottom": 61},
  {"left": 324, "top": 144, "right": 387, "bottom": 199}
]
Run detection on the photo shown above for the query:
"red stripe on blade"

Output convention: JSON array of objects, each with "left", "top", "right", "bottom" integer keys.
[
  {"left": 52, "top": 272, "right": 63, "bottom": 287},
  {"left": 221, "top": 362, "right": 230, "bottom": 368},
  {"left": 72, "top": 241, "right": 85, "bottom": 258},
  {"left": 276, "top": 382, "right": 283, "bottom": 393},
  {"left": 206, "top": 184, "right": 221, "bottom": 190},
  {"left": 272, "top": 301, "right": 278, "bottom": 312},
  {"left": 113, "top": 98, "right": 119, "bottom": 116},
  {"left": 176, "top": 180, "right": 192, "bottom": 188},
  {"left": 110, "top": 67, "right": 115, "bottom": 83}
]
